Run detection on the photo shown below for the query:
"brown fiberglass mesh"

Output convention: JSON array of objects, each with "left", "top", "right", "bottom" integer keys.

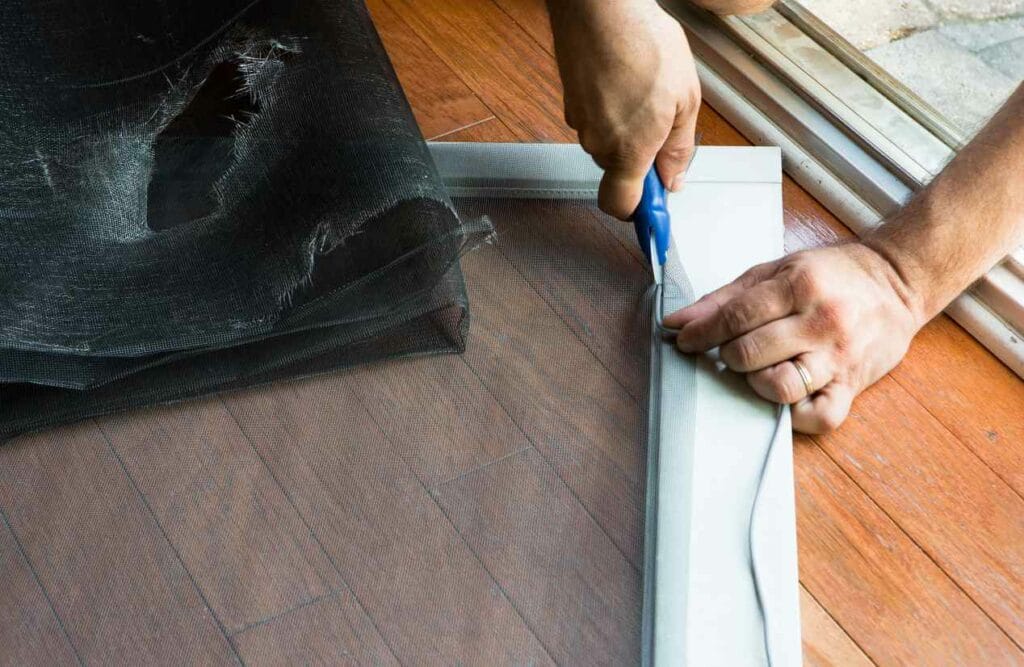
[{"left": 3, "top": 197, "right": 654, "bottom": 664}]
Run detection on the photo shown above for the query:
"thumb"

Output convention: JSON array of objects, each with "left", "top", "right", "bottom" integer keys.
[
  {"left": 655, "top": 110, "right": 699, "bottom": 192},
  {"left": 598, "top": 166, "right": 649, "bottom": 221}
]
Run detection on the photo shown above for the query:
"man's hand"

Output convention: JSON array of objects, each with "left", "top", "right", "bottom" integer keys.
[
  {"left": 664, "top": 243, "right": 923, "bottom": 434},
  {"left": 547, "top": 0, "right": 700, "bottom": 219},
  {"left": 662, "top": 84, "right": 1024, "bottom": 434}
]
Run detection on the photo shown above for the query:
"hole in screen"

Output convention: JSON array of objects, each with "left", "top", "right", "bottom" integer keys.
[{"left": 146, "top": 60, "right": 260, "bottom": 232}]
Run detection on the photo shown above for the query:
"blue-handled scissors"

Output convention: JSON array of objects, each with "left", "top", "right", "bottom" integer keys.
[
  {"left": 632, "top": 167, "right": 671, "bottom": 286},
  {"left": 631, "top": 134, "right": 700, "bottom": 279},
  {"left": 632, "top": 166, "right": 684, "bottom": 336}
]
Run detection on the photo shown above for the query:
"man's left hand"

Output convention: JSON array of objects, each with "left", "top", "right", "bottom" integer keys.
[{"left": 663, "top": 242, "right": 924, "bottom": 433}]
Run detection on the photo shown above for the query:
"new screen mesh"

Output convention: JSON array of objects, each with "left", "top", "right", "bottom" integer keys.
[{"left": 5, "top": 199, "right": 658, "bottom": 664}]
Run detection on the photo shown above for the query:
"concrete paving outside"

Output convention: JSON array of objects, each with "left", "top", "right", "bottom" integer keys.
[{"left": 798, "top": 0, "right": 1024, "bottom": 134}]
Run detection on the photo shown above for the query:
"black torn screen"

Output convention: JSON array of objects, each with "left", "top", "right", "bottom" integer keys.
[{"left": 0, "top": 0, "right": 490, "bottom": 439}]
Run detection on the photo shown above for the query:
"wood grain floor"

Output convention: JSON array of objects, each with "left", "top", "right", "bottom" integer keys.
[{"left": 2, "top": 1, "right": 1024, "bottom": 665}]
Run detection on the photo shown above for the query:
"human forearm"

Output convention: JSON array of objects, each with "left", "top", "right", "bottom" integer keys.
[{"left": 868, "top": 84, "right": 1024, "bottom": 324}]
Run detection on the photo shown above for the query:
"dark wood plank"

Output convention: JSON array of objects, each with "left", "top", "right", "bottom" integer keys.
[
  {"left": 460, "top": 242, "right": 645, "bottom": 565},
  {"left": 367, "top": 0, "right": 494, "bottom": 140},
  {"left": 0, "top": 514, "right": 79, "bottom": 667},
  {"left": 437, "top": 116, "right": 650, "bottom": 568},
  {"left": 814, "top": 377, "right": 1024, "bottom": 648},
  {"left": 794, "top": 436, "right": 1020, "bottom": 663},
  {"left": 464, "top": 197, "right": 651, "bottom": 400},
  {"left": 96, "top": 399, "right": 342, "bottom": 634},
  {"left": 222, "top": 377, "right": 554, "bottom": 665},
  {"left": 231, "top": 587, "right": 397, "bottom": 666},
  {"left": 344, "top": 355, "right": 527, "bottom": 489},
  {"left": 0, "top": 424, "right": 238, "bottom": 665},
  {"left": 434, "top": 447, "right": 640, "bottom": 664}
]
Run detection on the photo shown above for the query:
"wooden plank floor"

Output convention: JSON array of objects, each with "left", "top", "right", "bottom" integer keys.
[{"left": 2, "top": 1, "right": 1024, "bottom": 664}]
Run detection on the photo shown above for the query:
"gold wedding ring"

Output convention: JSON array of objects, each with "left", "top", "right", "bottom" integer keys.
[{"left": 792, "top": 359, "right": 814, "bottom": 398}]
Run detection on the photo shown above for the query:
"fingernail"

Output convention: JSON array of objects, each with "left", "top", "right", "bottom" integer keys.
[{"left": 670, "top": 174, "right": 685, "bottom": 192}]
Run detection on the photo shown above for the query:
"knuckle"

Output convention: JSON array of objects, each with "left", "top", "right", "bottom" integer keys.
[
  {"left": 739, "top": 261, "right": 775, "bottom": 287},
  {"left": 659, "top": 143, "right": 692, "bottom": 163},
  {"left": 686, "top": 82, "right": 702, "bottom": 104},
  {"left": 597, "top": 194, "right": 632, "bottom": 221},
  {"left": 601, "top": 129, "right": 627, "bottom": 151},
  {"left": 683, "top": 88, "right": 702, "bottom": 113},
  {"left": 669, "top": 75, "right": 701, "bottom": 108},
  {"left": 593, "top": 150, "right": 639, "bottom": 175},
  {"left": 563, "top": 103, "right": 579, "bottom": 130},
  {"left": 605, "top": 139, "right": 648, "bottom": 170},
  {"left": 816, "top": 299, "right": 851, "bottom": 332},
  {"left": 818, "top": 389, "right": 853, "bottom": 433},
  {"left": 723, "top": 335, "right": 759, "bottom": 370},
  {"left": 786, "top": 262, "right": 825, "bottom": 302},
  {"left": 832, "top": 331, "right": 852, "bottom": 358},
  {"left": 721, "top": 301, "right": 753, "bottom": 335},
  {"left": 578, "top": 132, "right": 604, "bottom": 159},
  {"left": 652, "top": 103, "right": 679, "bottom": 129}
]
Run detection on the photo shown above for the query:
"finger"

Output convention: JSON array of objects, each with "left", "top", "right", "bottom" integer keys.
[
  {"left": 663, "top": 261, "right": 779, "bottom": 330},
  {"left": 598, "top": 167, "right": 648, "bottom": 220},
  {"left": 675, "top": 276, "right": 795, "bottom": 353},
  {"left": 746, "top": 352, "right": 833, "bottom": 404},
  {"left": 718, "top": 318, "right": 809, "bottom": 373},
  {"left": 580, "top": 125, "right": 653, "bottom": 220},
  {"left": 791, "top": 382, "right": 854, "bottom": 434},
  {"left": 655, "top": 108, "right": 698, "bottom": 192}
]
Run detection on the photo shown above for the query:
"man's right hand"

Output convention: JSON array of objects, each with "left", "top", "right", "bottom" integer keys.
[{"left": 547, "top": 0, "right": 701, "bottom": 220}]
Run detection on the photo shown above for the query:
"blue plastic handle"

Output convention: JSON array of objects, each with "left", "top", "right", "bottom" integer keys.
[{"left": 631, "top": 167, "right": 670, "bottom": 266}]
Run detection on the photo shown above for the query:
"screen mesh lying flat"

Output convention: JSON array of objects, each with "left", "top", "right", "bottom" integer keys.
[
  {"left": 219, "top": 195, "right": 655, "bottom": 663},
  {"left": 1, "top": 196, "right": 657, "bottom": 665}
]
